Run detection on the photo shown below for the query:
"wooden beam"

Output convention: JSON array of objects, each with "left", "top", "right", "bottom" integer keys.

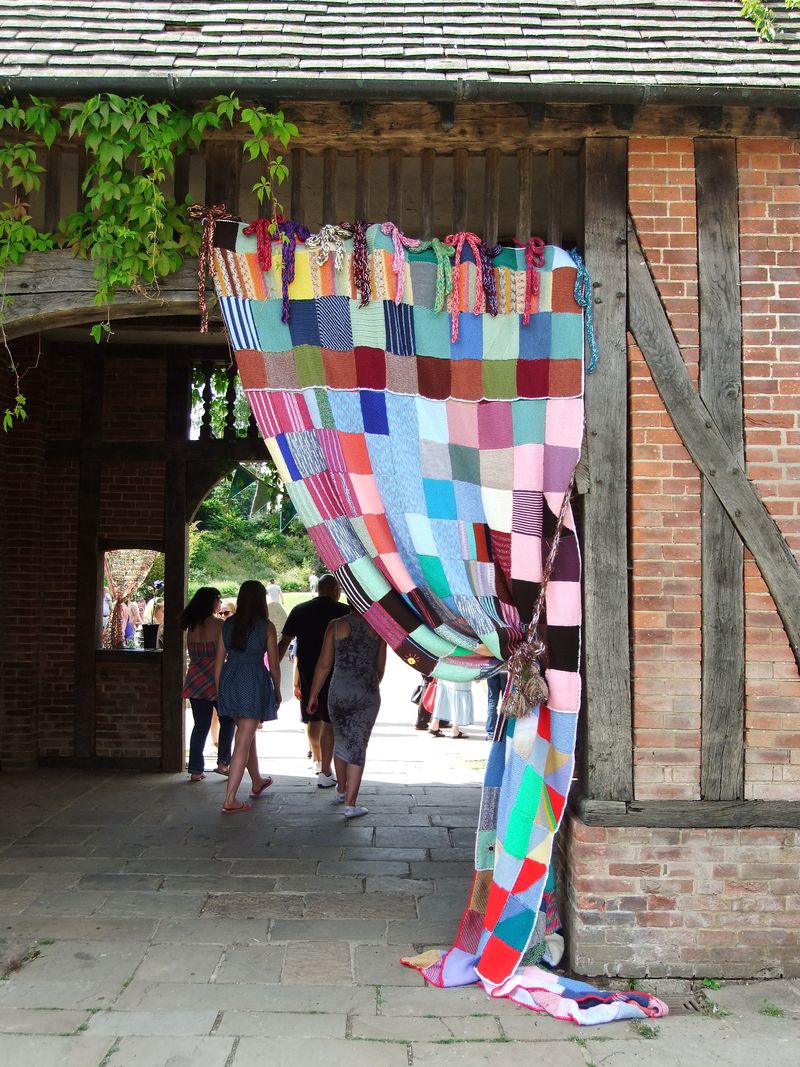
[
  {"left": 43, "top": 145, "right": 62, "bottom": 232},
  {"left": 516, "top": 147, "right": 533, "bottom": 242},
  {"left": 575, "top": 794, "right": 800, "bottom": 829},
  {"left": 420, "top": 149, "right": 434, "bottom": 240},
  {"left": 355, "top": 148, "right": 371, "bottom": 220},
  {"left": 582, "top": 138, "right": 633, "bottom": 801},
  {"left": 322, "top": 147, "right": 337, "bottom": 224},
  {"left": 162, "top": 360, "right": 192, "bottom": 773},
  {"left": 452, "top": 148, "right": 468, "bottom": 232},
  {"left": 204, "top": 141, "right": 241, "bottom": 213},
  {"left": 628, "top": 220, "right": 800, "bottom": 673},
  {"left": 547, "top": 147, "right": 563, "bottom": 247},
  {"left": 483, "top": 148, "right": 500, "bottom": 246},
  {"left": 696, "top": 137, "right": 745, "bottom": 801},
  {"left": 387, "top": 148, "right": 403, "bottom": 225},
  {"left": 1, "top": 252, "right": 201, "bottom": 339},
  {"left": 73, "top": 353, "right": 104, "bottom": 759},
  {"left": 290, "top": 146, "right": 306, "bottom": 220}
]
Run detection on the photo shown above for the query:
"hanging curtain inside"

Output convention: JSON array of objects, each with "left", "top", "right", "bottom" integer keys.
[
  {"left": 103, "top": 549, "right": 159, "bottom": 649},
  {"left": 205, "top": 217, "right": 666, "bottom": 1025}
]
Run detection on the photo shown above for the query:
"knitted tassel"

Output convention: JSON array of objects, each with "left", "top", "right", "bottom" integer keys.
[
  {"left": 523, "top": 236, "right": 546, "bottom": 326},
  {"left": 479, "top": 241, "right": 501, "bottom": 317},
  {"left": 277, "top": 220, "right": 310, "bottom": 323},
  {"left": 444, "top": 231, "right": 485, "bottom": 342},
  {"left": 501, "top": 640, "right": 549, "bottom": 718},
  {"left": 306, "top": 223, "right": 352, "bottom": 270},
  {"left": 348, "top": 220, "right": 371, "bottom": 307},
  {"left": 187, "top": 203, "right": 232, "bottom": 333},
  {"left": 242, "top": 215, "right": 284, "bottom": 274},
  {"left": 380, "top": 222, "right": 420, "bottom": 304},
  {"left": 413, "top": 237, "right": 455, "bottom": 312},
  {"left": 569, "top": 248, "right": 601, "bottom": 372}
]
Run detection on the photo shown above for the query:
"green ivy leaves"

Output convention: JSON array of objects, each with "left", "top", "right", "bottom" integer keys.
[{"left": 0, "top": 91, "right": 298, "bottom": 422}]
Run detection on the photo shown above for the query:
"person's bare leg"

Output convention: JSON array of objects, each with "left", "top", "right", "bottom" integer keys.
[
  {"left": 306, "top": 720, "right": 322, "bottom": 764},
  {"left": 319, "top": 722, "right": 335, "bottom": 777},
  {"left": 245, "top": 732, "right": 267, "bottom": 791},
  {"left": 224, "top": 719, "right": 258, "bottom": 809},
  {"left": 333, "top": 753, "right": 348, "bottom": 797},
  {"left": 344, "top": 762, "right": 365, "bottom": 807}
]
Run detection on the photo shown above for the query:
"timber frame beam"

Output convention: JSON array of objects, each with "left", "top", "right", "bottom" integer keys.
[
  {"left": 628, "top": 219, "right": 800, "bottom": 674},
  {"left": 574, "top": 794, "right": 800, "bottom": 829}
]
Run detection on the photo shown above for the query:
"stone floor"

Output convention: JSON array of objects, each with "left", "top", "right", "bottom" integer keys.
[{"left": 1, "top": 654, "right": 799, "bottom": 1065}]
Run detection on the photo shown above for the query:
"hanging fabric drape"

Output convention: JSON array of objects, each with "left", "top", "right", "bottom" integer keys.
[
  {"left": 206, "top": 219, "right": 666, "bottom": 1024},
  {"left": 103, "top": 549, "right": 158, "bottom": 649}
]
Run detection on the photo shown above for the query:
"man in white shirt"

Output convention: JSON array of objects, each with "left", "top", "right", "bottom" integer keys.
[{"left": 266, "top": 578, "right": 283, "bottom": 605}]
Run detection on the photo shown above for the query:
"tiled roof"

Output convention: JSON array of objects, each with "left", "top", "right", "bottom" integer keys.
[{"left": 1, "top": 1, "right": 800, "bottom": 103}]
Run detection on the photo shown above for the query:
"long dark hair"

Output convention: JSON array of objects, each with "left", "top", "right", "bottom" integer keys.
[
  {"left": 229, "top": 580, "right": 268, "bottom": 650},
  {"left": 181, "top": 586, "right": 221, "bottom": 631}
]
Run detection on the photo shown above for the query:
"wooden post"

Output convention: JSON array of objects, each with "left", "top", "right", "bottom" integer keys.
[
  {"left": 516, "top": 147, "right": 533, "bottom": 242},
  {"left": 204, "top": 142, "right": 241, "bottom": 214},
  {"left": 355, "top": 148, "right": 371, "bottom": 220},
  {"left": 388, "top": 148, "right": 403, "bottom": 225},
  {"left": 483, "top": 148, "right": 500, "bottom": 246},
  {"left": 322, "top": 147, "right": 337, "bottom": 224},
  {"left": 420, "top": 149, "right": 435, "bottom": 239},
  {"left": 582, "top": 138, "right": 633, "bottom": 801},
  {"left": 452, "top": 149, "right": 468, "bottom": 232},
  {"left": 547, "top": 148, "right": 563, "bottom": 247},
  {"left": 290, "top": 146, "right": 306, "bottom": 220},
  {"left": 44, "top": 145, "right": 62, "bottom": 232},
  {"left": 162, "top": 360, "right": 192, "bottom": 772},
  {"left": 696, "top": 138, "right": 745, "bottom": 801},
  {"left": 73, "top": 353, "right": 104, "bottom": 759}
]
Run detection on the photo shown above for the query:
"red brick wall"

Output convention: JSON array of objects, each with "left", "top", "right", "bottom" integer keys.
[
  {"left": 737, "top": 139, "right": 800, "bottom": 800},
  {"left": 563, "top": 817, "right": 800, "bottom": 979},
  {"left": 628, "top": 137, "right": 702, "bottom": 800},
  {"left": 95, "top": 658, "right": 162, "bottom": 761},
  {"left": 101, "top": 356, "right": 166, "bottom": 441},
  {"left": 99, "top": 461, "right": 165, "bottom": 543}
]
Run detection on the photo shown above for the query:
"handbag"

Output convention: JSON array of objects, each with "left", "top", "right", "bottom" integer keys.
[
  {"left": 411, "top": 683, "right": 424, "bottom": 704},
  {"left": 421, "top": 678, "right": 438, "bottom": 714}
]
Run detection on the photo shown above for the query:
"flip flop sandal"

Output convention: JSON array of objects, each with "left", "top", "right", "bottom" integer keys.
[
  {"left": 213, "top": 767, "right": 230, "bottom": 776},
  {"left": 221, "top": 802, "right": 252, "bottom": 814},
  {"left": 190, "top": 773, "right": 206, "bottom": 781},
  {"left": 249, "top": 776, "right": 273, "bottom": 798}
]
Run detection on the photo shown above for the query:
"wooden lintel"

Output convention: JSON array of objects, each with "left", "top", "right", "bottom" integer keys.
[
  {"left": 349, "top": 101, "right": 365, "bottom": 129},
  {"left": 439, "top": 102, "right": 455, "bottom": 130},
  {"left": 526, "top": 102, "right": 546, "bottom": 129},
  {"left": 46, "top": 438, "right": 266, "bottom": 465},
  {"left": 610, "top": 104, "right": 636, "bottom": 130},
  {"left": 575, "top": 794, "right": 800, "bottom": 829},
  {"left": 628, "top": 219, "right": 800, "bottom": 674}
]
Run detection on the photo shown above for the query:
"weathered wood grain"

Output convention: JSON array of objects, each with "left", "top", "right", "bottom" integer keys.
[
  {"left": 290, "top": 146, "right": 306, "bottom": 219},
  {"left": 452, "top": 148, "right": 468, "bottom": 231},
  {"left": 355, "top": 148, "right": 371, "bottom": 220},
  {"left": 204, "top": 141, "right": 241, "bottom": 214},
  {"left": 420, "top": 149, "right": 435, "bottom": 239},
  {"left": 696, "top": 138, "right": 745, "bottom": 801},
  {"left": 387, "top": 148, "right": 403, "bottom": 224},
  {"left": 577, "top": 795, "right": 800, "bottom": 828},
  {"left": 322, "top": 147, "right": 337, "bottom": 223},
  {"left": 628, "top": 220, "right": 800, "bottom": 673},
  {"left": 483, "top": 148, "right": 500, "bottom": 246},
  {"left": 1, "top": 252, "right": 202, "bottom": 339},
  {"left": 582, "top": 138, "right": 633, "bottom": 801},
  {"left": 547, "top": 147, "right": 563, "bottom": 247},
  {"left": 516, "top": 146, "right": 533, "bottom": 242}
]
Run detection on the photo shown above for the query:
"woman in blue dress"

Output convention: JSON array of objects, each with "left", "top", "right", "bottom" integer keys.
[{"left": 213, "top": 580, "right": 281, "bottom": 813}]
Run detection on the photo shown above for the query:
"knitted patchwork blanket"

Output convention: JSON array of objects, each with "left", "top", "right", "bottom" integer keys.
[{"left": 208, "top": 218, "right": 623, "bottom": 1021}]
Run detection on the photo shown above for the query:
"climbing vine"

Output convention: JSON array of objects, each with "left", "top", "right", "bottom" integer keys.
[
  {"left": 741, "top": 0, "right": 800, "bottom": 41},
  {"left": 0, "top": 92, "right": 297, "bottom": 427}
]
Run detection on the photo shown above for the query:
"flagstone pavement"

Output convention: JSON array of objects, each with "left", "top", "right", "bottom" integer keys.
[{"left": 1, "top": 653, "right": 799, "bottom": 1065}]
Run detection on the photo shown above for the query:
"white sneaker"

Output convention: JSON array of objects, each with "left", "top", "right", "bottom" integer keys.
[
  {"left": 344, "top": 805, "right": 369, "bottom": 819},
  {"left": 317, "top": 771, "right": 337, "bottom": 789},
  {"left": 332, "top": 792, "right": 346, "bottom": 805}
]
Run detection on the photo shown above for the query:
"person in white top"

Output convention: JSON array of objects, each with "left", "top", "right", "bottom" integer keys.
[{"left": 266, "top": 578, "right": 283, "bottom": 605}]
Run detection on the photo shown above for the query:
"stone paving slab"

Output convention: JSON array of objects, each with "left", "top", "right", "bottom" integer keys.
[
  {"left": 83, "top": 1009, "right": 219, "bottom": 1035},
  {"left": 201, "top": 893, "right": 304, "bottom": 919},
  {"left": 0, "top": 1034, "right": 115, "bottom": 1067},
  {"left": 152, "top": 917, "right": 270, "bottom": 944},
  {"left": 303, "top": 892, "right": 417, "bottom": 920},
  {"left": 133, "top": 943, "right": 223, "bottom": 983},
  {"left": 109, "top": 1035, "right": 235, "bottom": 1066},
  {"left": 215, "top": 1009, "right": 347, "bottom": 1037},
  {"left": 0, "top": 1008, "right": 91, "bottom": 1035},
  {"left": 411, "top": 1040, "right": 586, "bottom": 1066},
  {"left": 282, "top": 941, "right": 353, "bottom": 984},
  {"left": 213, "top": 944, "right": 286, "bottom": 983},
  {"left": 234, "top": 1036, "right": 409, "bottom": 1066},
  {"left": 353, "top": 1013, "right": 503, "bottom": 1041},
  {"left": 354, "top": 945, "right": 426, "bottom": 986},
  {"left": 581, "top": 1032, "right": 796, "bottom": 1067},
  {"left": 0, "top": 979, "right": 121, "bottom": 1010},
  {"left": 3, "top": 917, "right": 159, "bottom": 942},
  {"left": 269, "top": 919, "right": 387, "bottom": 942}
]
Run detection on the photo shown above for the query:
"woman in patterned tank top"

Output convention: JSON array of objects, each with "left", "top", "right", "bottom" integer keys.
[{"left": 181, "top": 586, "right": 232, "bottom": 781}]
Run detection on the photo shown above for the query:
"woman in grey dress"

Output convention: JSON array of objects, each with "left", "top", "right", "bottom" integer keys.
[{"left": 307, "top": 612, "right": 386, "bottom": 819}]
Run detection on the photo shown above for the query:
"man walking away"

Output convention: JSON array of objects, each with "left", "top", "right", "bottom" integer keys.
[{"left": 278, "top": 573, "right": 349, "bottom": 787}]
